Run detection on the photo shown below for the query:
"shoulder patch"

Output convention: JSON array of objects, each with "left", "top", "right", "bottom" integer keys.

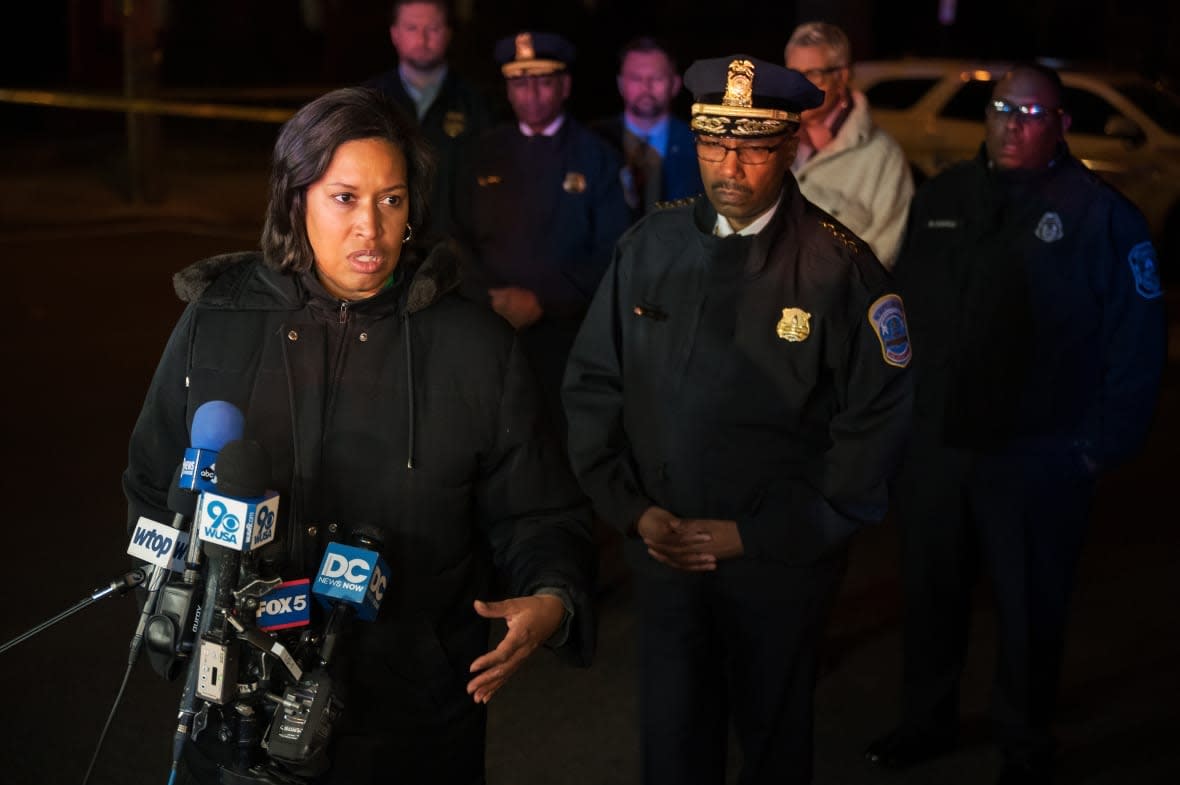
[
  {"left": 1035, "top": 211, "right": 1064, "bottom": 243},
  {"left": 1128, "top": 241, "right": 1163, "bottom": 300},
  {"left": 868, "top": 294, "right": 911, "bottom": 368},
  {"left": 655, "top": 195, "right": 698, "bottom": 210}
]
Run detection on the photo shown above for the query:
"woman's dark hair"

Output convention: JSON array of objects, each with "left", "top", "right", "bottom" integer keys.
[{"left": 261, "top": 87, "right": 435, "bottom": 273}]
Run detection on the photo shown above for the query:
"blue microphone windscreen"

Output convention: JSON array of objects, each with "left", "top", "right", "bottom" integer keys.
[{"left": 190, "top": 400, "right": 245, "bottom": 451}]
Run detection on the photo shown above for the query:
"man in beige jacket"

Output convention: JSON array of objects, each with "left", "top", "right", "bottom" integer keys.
[{"left": 786, "top": 22, "right": 913, "bottom": 268}]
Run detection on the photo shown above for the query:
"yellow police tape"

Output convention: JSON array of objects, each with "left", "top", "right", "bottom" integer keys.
[{"left": 0, "top": 88, "right": 296, "bottom": 123}]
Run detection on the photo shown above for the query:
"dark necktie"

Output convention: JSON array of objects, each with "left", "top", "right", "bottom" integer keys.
[{"left": 624, "top": 135, "right": 653, "bottom": 211}]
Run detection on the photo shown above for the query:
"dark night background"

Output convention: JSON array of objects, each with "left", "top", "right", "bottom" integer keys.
[{"left": 3, "top": 0, "right": 1179, "bottom": 115}]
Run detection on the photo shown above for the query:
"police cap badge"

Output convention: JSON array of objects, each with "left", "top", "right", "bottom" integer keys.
[{"left": 495, "top": 31, "right": 575, "bottom": 79}]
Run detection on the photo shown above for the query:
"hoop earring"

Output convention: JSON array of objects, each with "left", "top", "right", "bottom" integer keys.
[{"left": 403, "top": 223, "right": 413, "bottom": 243}]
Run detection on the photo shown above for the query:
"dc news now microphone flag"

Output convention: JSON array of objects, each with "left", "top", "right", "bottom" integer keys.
[{"left": 313, "top": 542, "right": 389, "bottom": 622}]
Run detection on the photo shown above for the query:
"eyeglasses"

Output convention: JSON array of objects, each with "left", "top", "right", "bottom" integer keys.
[
  {"left": 986, "top": 98, "right": 1063, "bottom": 124},
  {"left": 798, "top": 64, "right": 847, "bottom": 83},
  {"left": 695, "top": 137, "right": 789, "bottom": 165}
]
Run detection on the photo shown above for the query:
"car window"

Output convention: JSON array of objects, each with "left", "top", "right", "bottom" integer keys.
[
  {"left": 1115, "top": 82, "right": 1180, "bottom": 134},
  {"left": 1062, "top": 86, "right": 1128, "bottom": 137},
  {"left": 863, "top": 78, "right": 940, "bottom": 110},
  {"left": 938, "top": 79, "right": 994, "bottom": 121}
]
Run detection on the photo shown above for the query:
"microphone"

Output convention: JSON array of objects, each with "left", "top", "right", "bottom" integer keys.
[
  {"left": 129, "top": 469, "right": 198, "bottom": 577},
  {"left": 170, "top": 439, "right": 276, "bottom": 776},
  {"left": 194, "top": 439, "right": 280, "bottom": 555},
  {"left": 311, "top": 531, "right": 389, "bottom": 667},
  {"left": 255, "top": 578, "right": 312, "bottom": 633},
  {"left": 192, "top": 439, "right": 278, "bottom": 704},
  {"left": 178, "top": 400, "right": 245, "bottom": 493},
  {"left": 137, "top": 468, "right": 204, "bottom": 677},
  {"left": 312, "top": 529, "right": 390, "bottom": 625},
  {"left": 141, "top": 402, "right": 242, "bottom": 681},
  {"left": 265, "top": 528, "right": 388, "bottom": 773}
]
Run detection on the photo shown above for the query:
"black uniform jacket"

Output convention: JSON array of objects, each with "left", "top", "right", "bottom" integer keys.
[
  {"left": 367, "top": 68, "right": 495, "bottom": 237},
  {"left": 563, "top": 181, "right": 914, "bottom": 567},
  {"left": 124, "top": 243, "right": 595, "bottom": 735},
  {"left": 896, "top": 145, "right": 1166, "bottom": 469},
  {"left": 454, "top": 117, "right": 631, "bottom": 319}
]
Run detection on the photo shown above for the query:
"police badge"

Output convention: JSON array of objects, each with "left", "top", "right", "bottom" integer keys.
[
  {"left": 1035, "top": 211, "right": 1064, "bottom": 243},
  {"left": 1128, "top": 240, "right": 1163, "bottom": 299},
  {"left": 776, "top": 307, "right": 811, "bottom": 342},
  {"left": 563, "top": 172, "right": 587, "bottom": 194},
  {"left": 442, "top": 110, "right": 466, "bottom": 138}
]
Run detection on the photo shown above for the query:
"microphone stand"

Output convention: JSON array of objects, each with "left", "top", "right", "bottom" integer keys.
[{"left": 0, "top": 568, "right": 147, "bottom": 655}]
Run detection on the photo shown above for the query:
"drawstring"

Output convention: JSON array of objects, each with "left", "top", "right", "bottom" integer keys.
[{"left": 403, "top": 312, "right": 416, "bottom": 469}]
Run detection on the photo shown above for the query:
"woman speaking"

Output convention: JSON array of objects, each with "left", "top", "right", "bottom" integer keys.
[{"left": 123, "top": 87, "right": 594, "bottom": 784}]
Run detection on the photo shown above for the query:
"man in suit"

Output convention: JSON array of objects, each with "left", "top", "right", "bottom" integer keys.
[{"left": 594, "top": 36, "right": 703, "bottom": 221}]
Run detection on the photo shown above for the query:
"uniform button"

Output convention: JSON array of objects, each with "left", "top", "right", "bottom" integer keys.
[
  {"left": 307, "top": 525, "right": 317, "bottom": 537},
  {"left": 359, "top": 332, "right": 369, "bottom": 342},
  {"left": 328, "top": 523, "right": 338, "bottom": 534},
  {"left": 287, "top": 330, "right": 298, "bottom": 341}
]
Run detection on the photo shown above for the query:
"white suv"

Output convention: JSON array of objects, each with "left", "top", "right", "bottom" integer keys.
[{"left": 853, "top": 58, "right": 1180, "bottom": 262}]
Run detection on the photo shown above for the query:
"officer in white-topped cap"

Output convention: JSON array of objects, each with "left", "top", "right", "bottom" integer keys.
[{"left": 563, "top": 54, "right": 914, "bottom": 785}]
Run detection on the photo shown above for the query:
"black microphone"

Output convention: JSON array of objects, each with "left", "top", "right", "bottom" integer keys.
[
  {"left": 315, "top": 526, "right": 389, "bottom": 667},
  {"left": 169, "top": 439, "right": 275, "bottom": 778},
  {"left": 264, "top": 527, "right": 388, "bottom": 774},
  {"left": 141, "top": 402, "right": 245, "bottom": 679},
  {"left": 131, "top": 467, "right": 200, "bottom": 669}
]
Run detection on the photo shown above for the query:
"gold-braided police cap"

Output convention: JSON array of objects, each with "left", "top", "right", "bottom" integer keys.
[{"left": 684, "top": 55, "right": 824, "bottom": 137}]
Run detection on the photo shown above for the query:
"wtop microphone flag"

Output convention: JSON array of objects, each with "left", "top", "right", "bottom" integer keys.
[
  {"left": 312, "top": 542, "right": 389, "bottom": 622},
  {"left": 128, "top": 516, "right": 191, "bottom": 573}
]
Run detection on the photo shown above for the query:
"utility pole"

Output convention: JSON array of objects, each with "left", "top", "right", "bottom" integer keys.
[{"left": 122, "top": 0, "right": 163, "bottom": 203}]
